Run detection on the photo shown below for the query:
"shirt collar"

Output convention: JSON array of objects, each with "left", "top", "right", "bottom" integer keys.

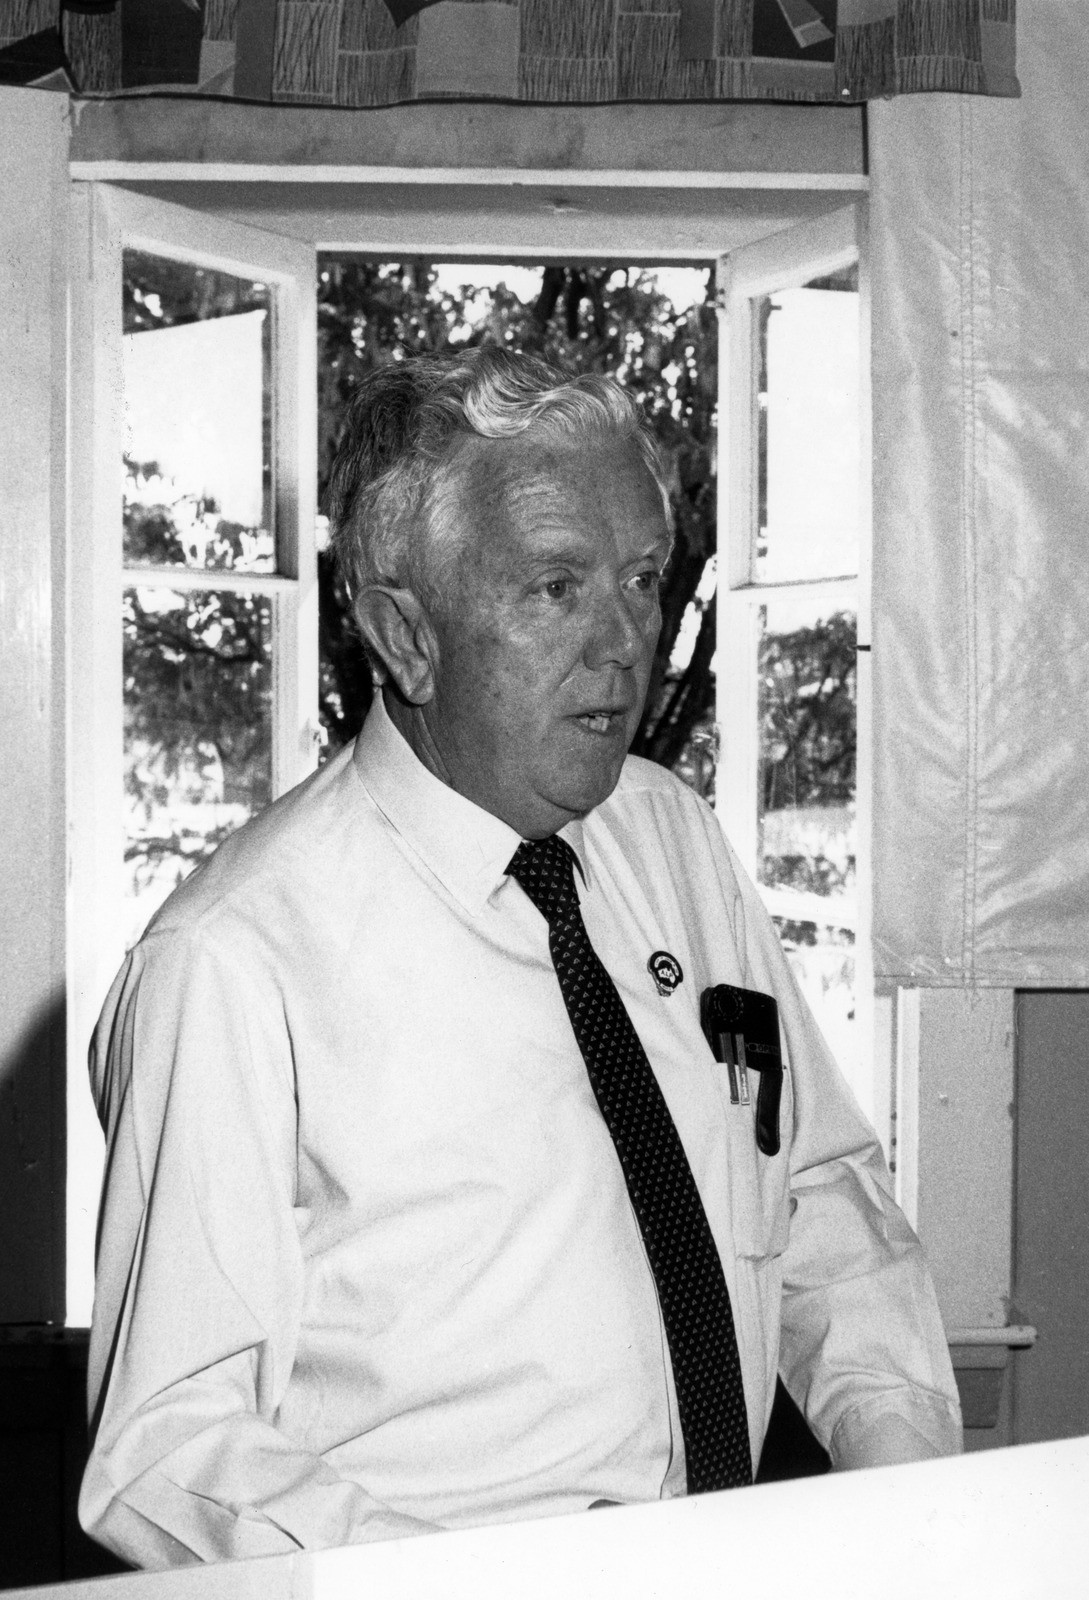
[{"left": 352, "top": 694, "right": 589, "bottom": 916}]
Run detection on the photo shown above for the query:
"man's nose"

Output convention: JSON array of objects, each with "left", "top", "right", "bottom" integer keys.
[{"left": 583, "top": 586, "right": 646, "bottom": 670}]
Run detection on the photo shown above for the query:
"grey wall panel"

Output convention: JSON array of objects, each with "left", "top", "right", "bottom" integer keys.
[{"left": 1012, "top": 991, "right": 1089, "bottom": 1443}]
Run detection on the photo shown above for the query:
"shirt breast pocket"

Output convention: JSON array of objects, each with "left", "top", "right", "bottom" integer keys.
[{"left": 716, "top": 1064, "right": 794, "bottom": 1261}]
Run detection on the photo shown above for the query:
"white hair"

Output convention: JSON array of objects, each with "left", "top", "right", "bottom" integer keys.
[{"left": 328, "top": 347, "right": 670, "bottom": 612}]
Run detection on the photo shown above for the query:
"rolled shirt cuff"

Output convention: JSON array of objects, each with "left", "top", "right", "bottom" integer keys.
[{"left": 829, "top": 1387, "right": 964, "bottom": 1471}]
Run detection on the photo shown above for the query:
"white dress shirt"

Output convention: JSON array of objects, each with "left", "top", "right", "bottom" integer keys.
[{"left": 81, "top": 696, "right": 961, "bottom": 1568}]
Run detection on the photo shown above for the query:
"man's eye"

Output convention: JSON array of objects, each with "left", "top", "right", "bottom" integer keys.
[
  {"left": 543, "top": 578, "right": 572, "bottom": 600},
  {"left": 630, "top": 569, "right": 662, "bottom": 594}
]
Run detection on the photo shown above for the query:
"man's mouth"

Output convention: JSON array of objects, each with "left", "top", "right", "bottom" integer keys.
[{"left": 576, "top": 710, "right": 626, "bottom": 735}]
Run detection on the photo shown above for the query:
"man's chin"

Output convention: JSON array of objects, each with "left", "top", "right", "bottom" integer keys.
[{"left": 546, "top": 754, "right": 629, "bottom": 822}]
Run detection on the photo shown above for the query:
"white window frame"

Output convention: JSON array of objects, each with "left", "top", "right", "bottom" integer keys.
[
  {"left": 66, "top": 184, "right": 318, "bottom": 1322},
  {"left": 714, "top": 203, "right": 881, "bottom": 1132}
]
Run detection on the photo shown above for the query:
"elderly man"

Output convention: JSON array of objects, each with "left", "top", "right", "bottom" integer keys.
[{"left": 81, "top": 349, "right": 961, "bottom": 1568}]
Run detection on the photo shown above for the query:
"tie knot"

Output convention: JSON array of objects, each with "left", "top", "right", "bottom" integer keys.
[{"left": 507, "top": 835, "right": 581, "bottom": 927}]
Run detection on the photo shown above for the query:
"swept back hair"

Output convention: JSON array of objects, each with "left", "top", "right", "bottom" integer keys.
[{"left": 326, "top": 346, "right": 669, "bottom": 618}]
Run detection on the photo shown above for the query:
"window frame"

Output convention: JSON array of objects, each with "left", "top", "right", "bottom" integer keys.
[
  {"left": 714, "top": 203, "right": 882, "bottom": 1133},
  {"left": 66, "top": 183, "right": 319, "bottom": 1322}
]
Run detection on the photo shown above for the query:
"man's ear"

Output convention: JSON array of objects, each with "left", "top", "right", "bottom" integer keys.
[{"left": 355, "top": 584, "right": 439, "bottom": 705}]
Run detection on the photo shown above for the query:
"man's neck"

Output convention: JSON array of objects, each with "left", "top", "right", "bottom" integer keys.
[{"left": 382, "top": 687, "right": 451, "bottom": 790}]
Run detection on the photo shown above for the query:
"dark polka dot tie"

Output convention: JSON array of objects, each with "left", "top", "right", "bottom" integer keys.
[{"left": 508, "top": 834, "right": 752, "bottom": 1494}]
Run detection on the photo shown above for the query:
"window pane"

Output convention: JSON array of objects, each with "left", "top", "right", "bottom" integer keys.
[
  {"left": 122, "top": 585, "right": 273, "bottom": 947},
  {"left": 755, "top": 266, "right": 860, "bottom": 584},
  {"left": 758, "top": 595, "right": 857, "bottom": 1079},
  {"left": 122, "top": 250, "right": 275, "bottom": 573}
]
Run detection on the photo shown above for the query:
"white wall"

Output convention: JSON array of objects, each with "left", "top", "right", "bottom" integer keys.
[{"left": 0, "top": 87, "right": 70, "bottom": 1321}]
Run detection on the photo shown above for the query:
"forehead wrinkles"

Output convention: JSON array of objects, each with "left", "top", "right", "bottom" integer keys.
[
  {"left": 460, "top": 431, "right": 574, "bottom": 512},
  {"left": 452, "top": 431, "right": 653, "bottom": 561}
]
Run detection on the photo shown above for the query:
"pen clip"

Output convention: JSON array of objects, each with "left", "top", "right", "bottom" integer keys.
[
  {"left": 717, "top": 1030, "right": 740, "bottom": 1104},
  {"left": 733, "top": 1032, "right": 751, "bottom": 1107}
]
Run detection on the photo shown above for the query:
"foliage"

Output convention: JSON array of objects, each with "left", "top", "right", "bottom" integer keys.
[
  {"left": 124, "top": 251, "right": 268, "bottom": 332},
  {"left": 758, "top": 610, "right": 857, "bottom": 941},
  {"left": 759, "top": 611, "right": 856, "bottom": 814},
  {"left": 123, "top": 476, "right": 272, "bottom": 891}
]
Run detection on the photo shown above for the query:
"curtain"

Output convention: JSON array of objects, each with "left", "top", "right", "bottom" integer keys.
[
  {"left": 868, "top": 0, "right": 1089, "bottom": 987},
  {"left": 0, "top": 1, "right": 1017, "bottom": 106}
]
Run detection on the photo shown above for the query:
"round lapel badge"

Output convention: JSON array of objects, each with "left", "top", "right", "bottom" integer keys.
[{"left": 648, "top": 950, "right": 684, "bottom": 997}]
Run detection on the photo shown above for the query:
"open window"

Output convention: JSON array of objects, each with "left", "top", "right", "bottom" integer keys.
[
  {"left": 66, "top": 186, "right": 318, "bottom": 1322},
  {"left": 715, "top": 206, "right": 874, "bottom": 1122}
]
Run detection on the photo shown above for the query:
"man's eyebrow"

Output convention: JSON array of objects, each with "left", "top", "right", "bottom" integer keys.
[
  {"left": 516, "top": 541, "right": 592, "bottom": 568},
  {"left": 513, "top": 536, "right": 671, "bottom": 575},
  {"left": 633, "top": 534, "right": 675, "bottom": 569}
]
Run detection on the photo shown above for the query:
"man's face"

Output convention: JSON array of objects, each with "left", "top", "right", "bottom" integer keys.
[{"left": 417, "top": 427, "right": 671, "bottom": 839}]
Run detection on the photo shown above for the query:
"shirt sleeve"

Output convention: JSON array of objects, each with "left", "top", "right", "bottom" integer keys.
[
  {"left": 712, "top": 819, "right": 963, "bottom": 1467},
  {"left": 81, "top": 925, "right": 437, "bottom": 1569}
]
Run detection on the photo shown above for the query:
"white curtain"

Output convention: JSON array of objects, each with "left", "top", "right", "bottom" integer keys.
[{"left": 868, "top": 0, "right": 1089, "bottom": 987}]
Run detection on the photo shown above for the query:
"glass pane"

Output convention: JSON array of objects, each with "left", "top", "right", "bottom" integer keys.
[
  {"left": 123, "top": 585, "right": 273, "bottom": 947},
  {"left": 122, "top": 250, "right": 275, "bottom": 573},
  {"left": 755, "top": 265, "right": 860, "bottom": 585},
  {"left": 757, "top": 595, "right": 857, "bottom": 1081}
]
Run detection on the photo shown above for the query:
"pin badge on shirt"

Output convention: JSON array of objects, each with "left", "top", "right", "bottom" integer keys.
[{"left": 647, "top": 950, "right": 683, "bottom": 997}]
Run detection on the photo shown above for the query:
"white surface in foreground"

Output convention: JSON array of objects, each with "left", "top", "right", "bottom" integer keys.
[
  {"left": 14, "top": 1435, "right": 1089, "bottom": 1600},
  {"left": 315, "top": 1437, "right": 1087, "bottom": 1600}
]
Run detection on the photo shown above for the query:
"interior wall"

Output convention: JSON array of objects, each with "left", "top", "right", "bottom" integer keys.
[
  {"left": 1011, "top": 992, "right": 1089, "bottom": 1444},
  {"left": 0, "top": 86, "right": 70, "bottom": 1324},
  {"left": 911, "top": 990, "right": 1014, "bottom": 1335},
  {"left": 68, "top": 98, "right": 866, "bottom": 178}
]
